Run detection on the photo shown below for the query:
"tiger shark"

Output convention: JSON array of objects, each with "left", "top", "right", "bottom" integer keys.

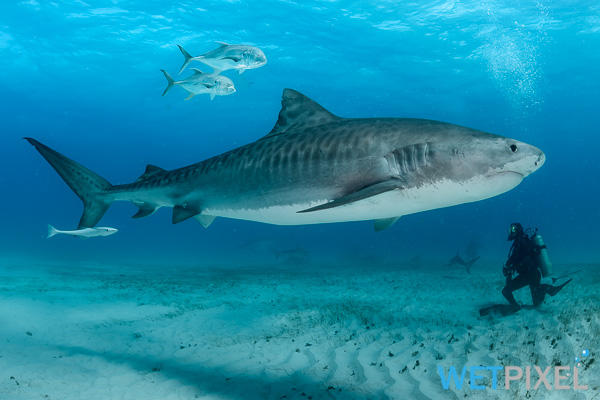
[{"left": 25, "top": 89, "right": 545, "bottom": 232}]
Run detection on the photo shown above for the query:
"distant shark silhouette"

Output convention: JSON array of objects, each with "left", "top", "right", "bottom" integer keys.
[
  {"left": 25, "top": 89, "right": 545, "bottom": 232},
  {"left": 551, "top": 269, "right": 581, "bottom": 284},
  {"left": 270, "top": 246, "right": 309, "bottom": 260},
  {"left": 445, "top": 252, "right": 481, "bottom": 274}
]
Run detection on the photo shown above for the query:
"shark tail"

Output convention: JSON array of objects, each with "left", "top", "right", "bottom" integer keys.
[
  {"left": 47, "top": 224, "right": 59, "bottom": 238},
  {"left": 465, "top": 256, "right": 481, "bottom": 274},
  {"left": 25, "top": 138, "right": 114, "bottom": 229},
  {"left": 269, "top": 247, "right": 281, "bottom": 259},
  {"left": 161, "top": 69, "right": 176, "bottom": 96},
  {"left": 177, "top": 45, "right": 195, "bottom": 75}
]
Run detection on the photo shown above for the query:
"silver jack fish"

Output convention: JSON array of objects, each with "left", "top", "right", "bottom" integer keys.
[
  {"left": 177, "top": 42, "right": 267, "bottom": 75},
  {"left": 47, "top": 224, "right": 118, "bottom": 239},
  {"left": 161, "top": 69, "right": 235, "bottom": 100},
  {"left": 25, "top": 89, "right": 545, "bottom": 232}
]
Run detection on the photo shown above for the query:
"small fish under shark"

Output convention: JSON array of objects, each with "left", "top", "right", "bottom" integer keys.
[
  {"left": 161, "top": 69, "right": 235, "bottom": 100},
  {"left": 47, "top": 224, "right": 117, "bottom": 239},
  {"left": 25, "top": 89, "right": 545, "bottom": 232},
  {"left": 177, "top": 42, "right": 267, "bottom": 75}
]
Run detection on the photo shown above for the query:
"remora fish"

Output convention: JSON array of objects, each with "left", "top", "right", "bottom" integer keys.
[
  {"left": 161, "top": 69, "right": 235, "bottom": 100},
  {"left": 25, "top": 89, "right": 545, "bottom": 232},
  {"left": 47, "top": 224, "right": 117, "bottom": 239},
  {"left": 177, "top": 42, "right": 267, "bottom": 75}
]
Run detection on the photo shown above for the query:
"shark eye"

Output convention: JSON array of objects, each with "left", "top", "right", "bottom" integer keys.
[{"left": 510, "top": 144, "right": 518, "bottom": 153}]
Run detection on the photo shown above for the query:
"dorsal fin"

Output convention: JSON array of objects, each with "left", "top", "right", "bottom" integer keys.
[
  {"left": 262, "top": 89, "right": 341, "bottom": 139},
  {"left": 135, "top": 164, "right": 166, "bottom": 182},
  {"left": 215, "top": 41, "right": 230, "bottom": 47},
  {"left": 190, "top": 68, "right": 204, "bottom": 75}
]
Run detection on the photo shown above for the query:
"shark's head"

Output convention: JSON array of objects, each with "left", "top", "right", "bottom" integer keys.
[
  {"left": 461, "top": 131, "right": 545, "bottom": 179},
  {"left": 494, "top": 137, "right": 545, "bottom": 178},
  {"left": 427, "top": 125, "right": 545, "bottom": 201},
  {"left": 243, "top": 48, "right": 267, "bottom": 69}
]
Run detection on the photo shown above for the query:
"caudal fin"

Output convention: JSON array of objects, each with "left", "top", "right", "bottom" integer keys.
[
  {"left": 47, "top": 224, "right": 59, "bottom": 238},
  {"left": 465, "top": 256, "right": 481, "bottom": 274},
  {"left": 177, "top": 45, "right": 195, "bottom": 75},
  {"left": 161, "top": 69, "right": 176, "bottom": 96},
  {"left": 269, "top": 247, "right": 281, "bottom": 259},
  {"left": 25, "top": 138, "right": 114, "bottom": 229}
]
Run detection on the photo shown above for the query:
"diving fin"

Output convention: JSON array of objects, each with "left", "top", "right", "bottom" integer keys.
[
  {"left": 551, "top": 270, "right": 581, "bottom": 284},
  {"left": 547, "top": 279, "right": 572, "bottom": 297}
]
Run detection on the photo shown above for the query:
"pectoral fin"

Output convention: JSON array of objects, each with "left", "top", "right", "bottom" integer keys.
[{"left": 297, "top": 180, "right": 404, "bottom": 213}]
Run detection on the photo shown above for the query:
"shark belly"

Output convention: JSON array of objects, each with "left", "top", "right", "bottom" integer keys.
[{"left": 201, "top": 171, "right": 524, "bottom": 225}]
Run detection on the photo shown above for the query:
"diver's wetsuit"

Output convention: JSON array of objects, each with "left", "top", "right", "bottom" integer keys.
[{"left": 502, "top": 232, "right": 566, "bottom": 307}]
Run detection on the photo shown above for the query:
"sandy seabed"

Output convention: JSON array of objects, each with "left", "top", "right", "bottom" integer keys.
[{"left": 0, "top": 260, "right": 598, "bottom": 400}]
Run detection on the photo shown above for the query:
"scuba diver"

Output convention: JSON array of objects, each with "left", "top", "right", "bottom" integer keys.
[{"left": 502, "top": 223, "right": 572, "bottom": 310}]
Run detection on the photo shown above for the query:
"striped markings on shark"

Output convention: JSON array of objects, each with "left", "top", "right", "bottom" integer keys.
[{"left": 25, "top": 89, "right": 545, "bottom": 232}]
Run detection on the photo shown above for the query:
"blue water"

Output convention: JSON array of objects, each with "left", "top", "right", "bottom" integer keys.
[{"left": 1, "top": 1, "right": 599, "bottom": 265}]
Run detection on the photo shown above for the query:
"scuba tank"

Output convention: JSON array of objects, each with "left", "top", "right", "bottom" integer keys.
[{"left": 532, "top": 232, "right": 553, "bottom": 277}]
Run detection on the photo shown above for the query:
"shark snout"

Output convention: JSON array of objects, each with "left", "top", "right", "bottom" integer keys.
[
  {"left": 534, "top": 150, "right": 545, "bottom": 169},
  {"left": 518, "top": 143, "right": 545, "bottom": 177}
]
